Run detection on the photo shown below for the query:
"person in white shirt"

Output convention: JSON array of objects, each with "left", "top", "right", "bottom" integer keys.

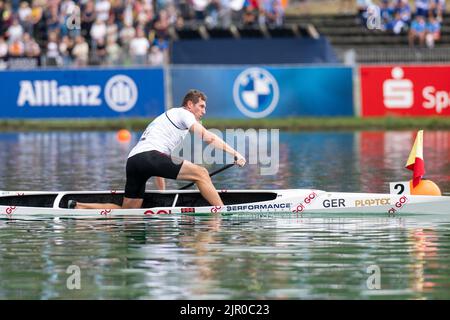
[
  {"left": 90, "top": 18, "right": 107, "bottom": 45},
  {"left": 129, "top": 28, "right": 149, "bottom": 65},
  {"left": 95, "top": 0, "right": 111, "bottom": 22},
  {"left": 71, "top": 90, "right": 246, "bottom": 209}
]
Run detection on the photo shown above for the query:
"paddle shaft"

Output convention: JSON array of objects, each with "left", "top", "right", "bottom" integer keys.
[{"left": 179, "top": 163, "right": 235, "bottom": 190}]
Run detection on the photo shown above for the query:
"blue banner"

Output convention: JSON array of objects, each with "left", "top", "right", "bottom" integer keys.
[
  {"left": 0, "top": 68, "right": 165, "bottom": 118},
  {"left": 171, "top": 66, "right": 354, "bottom": 118}
]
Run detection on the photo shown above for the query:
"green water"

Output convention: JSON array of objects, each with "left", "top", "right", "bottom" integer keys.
[{"left": 0, "top": 131, "right": 449, "bottom": 299}]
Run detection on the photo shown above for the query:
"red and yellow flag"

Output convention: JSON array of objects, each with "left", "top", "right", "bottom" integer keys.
[{"left": 405, "top": 130, "right": 425, "bottom": 188}]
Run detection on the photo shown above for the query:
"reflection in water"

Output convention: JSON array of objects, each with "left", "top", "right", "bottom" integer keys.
[
  {"left": 1, "top": 216, "right": 449, "bottom": 299},
  {"left": 0, "top": 131, "right": 450, "bottom": 299},
  {"left": 0, "top": 131, "right": 449, "bottom": 192}
]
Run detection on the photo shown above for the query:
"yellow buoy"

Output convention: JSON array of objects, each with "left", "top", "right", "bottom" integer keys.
[
  {"left": 409, "top": 179, "right": 442, "bottom": 196},
  {"left": 117, "top": 129, "right": 131, "bottom": 142}
]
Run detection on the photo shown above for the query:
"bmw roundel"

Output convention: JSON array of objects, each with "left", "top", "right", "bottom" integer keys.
[{"left": 233, "top": 67, "right": 280, "bottom": 118}]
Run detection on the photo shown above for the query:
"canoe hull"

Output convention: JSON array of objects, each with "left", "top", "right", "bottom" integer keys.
[{"left": 1, "top": 189, "right": 449, "bottom": 218}]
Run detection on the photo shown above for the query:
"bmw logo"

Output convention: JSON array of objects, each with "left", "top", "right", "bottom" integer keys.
[
  {"left": 233, "top": 68, "right": 280, "bottom": 118},
  {"left": 104, "top": 75, "right": 138, "bottom": 112}
]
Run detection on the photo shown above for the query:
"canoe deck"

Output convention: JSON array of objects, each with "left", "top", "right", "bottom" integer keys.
[{"left": 0, "top": 190, "right": 278, "bottom": 209}]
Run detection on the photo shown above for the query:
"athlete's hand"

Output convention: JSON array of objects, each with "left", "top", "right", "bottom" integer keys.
[{"left": 234, "top": 153, "right": 246, "bottom": 167}]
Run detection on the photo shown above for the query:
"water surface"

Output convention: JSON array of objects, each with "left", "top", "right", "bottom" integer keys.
[{"left": 0, "top": 131, "right": 449, "bottom": 299}]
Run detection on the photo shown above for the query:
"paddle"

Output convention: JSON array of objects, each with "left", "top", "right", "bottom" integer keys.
[{"left": 178, "top": 162, "right": 235, "bottom": 190}]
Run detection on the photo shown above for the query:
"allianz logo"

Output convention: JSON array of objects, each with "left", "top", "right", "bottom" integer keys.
[{"left": 16, "top": 74, "right": 138, "bottom": 113}]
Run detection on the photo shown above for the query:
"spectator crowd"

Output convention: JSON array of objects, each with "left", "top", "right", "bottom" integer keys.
[
  {"left": 0, "top": 0, "right": 286, "bottom": 69},
  {"left": 357, "top": 0, "right": 446, "bottom": 48}
]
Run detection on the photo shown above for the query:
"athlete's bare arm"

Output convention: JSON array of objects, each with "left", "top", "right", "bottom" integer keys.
[{"left": 189, "top": 122, "right": 246, "bottom": 167}]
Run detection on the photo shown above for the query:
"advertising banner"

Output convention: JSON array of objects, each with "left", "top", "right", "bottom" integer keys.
[
  {"left": 360, "top": 65, "right": 450, "bottom": 116},
  {"left": 0, "top": 68, "right": 165, "bottom": 118},
  {"left": 171, "top": 66, "right": 354, "bottom": 118}
]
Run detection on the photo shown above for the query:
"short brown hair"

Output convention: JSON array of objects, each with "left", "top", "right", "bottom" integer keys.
[{"left": 181, "top": 89, "right": 207, "bottom": 107}]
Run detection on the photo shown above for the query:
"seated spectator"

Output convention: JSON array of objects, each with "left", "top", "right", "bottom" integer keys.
[
  {"left": 205, "top": 0, "right": 220, "bottom": 27},
  {"left": 153, "top": 9, "right": 170, "bottom": 39},
  {"left": 0, "top": 36, "right": 8, "bottom": 59},
  {"left": 45, "top": 4, "right": 61, "bottom": 34},
  {"left": 94, "top": 37, "right": 107, "bottom": 64},
  {"left": 110, "top": 0, "right": 125, "bottom": 29},
  {"left": 129, "top": 28, "right": 149, "bottom": 65},
  {"left": 380, "top": 0, "right": 394, "bottom": 26},
  {"left": 8, "top": 37, "right": 25, "bottom": 57},
  {"left": 409, "top": 14, "right": 427, "bottom": 47},
  {"left": 217, "top": 0, "right": 232, "bottom": 28},
  {"left": 230, "top": 0, "right": 245, "bottom": 24},
  {"left": 30, "top": 0, "right": 46, "bottom": 43},
  {"left": 18, "top": 1, "right": 33, "bottom": 34},
  {"left": 152, "top": 34, "right": 169, "bottom": 52},
  {"left": 242, "top": 1, "right": 259, "bottom": 26},
  {"left": 385, "top": 11, "right": 407, "bottom": 34},
  {"left": 72, "top": 35, "right": 89, "bottom": 66},
  {"left": 148, "top": 45, "right": 164, "bottom": 66},
  {"left": 7, "top": 18, "right": 24, "bottom": 43},
  {"left": 0, "top": 36, "right": 7, "bottom": 70},
  {"left": 192, "top": 0, "right": 209, "bottom": 22},
  {"left": 46, "top": 32, "right": 61, "bottom": 66},
  {"left": 106, "top": 36, "right": 121, "bottom": 65},
  {"left": 0, "top": 1, "right": 6, "bottom": 35},
  {"left": 106, "top": 14, "right": 119, "bottom": 43},
  {"left": 95, "top": 0, "right": 111, "bottom": 22},
  {"left": 166, "top": 2, "right": 182, "bottom": 26},
  {"left": 59, "top": 35, "right": 74, "bottom": 66},
  {"left": 80, "top": 0, "right": 96, "bottom": 42},
  {"left": 119, "top": 20, "right": 136, "bottom": 50},
  {"left": 415, "top": 0, "right": 431, "bottom": 17},
  {"left": 23, "top": 32, "right": 40, "bottom": 58},
  {"left": 425, "top": 15, "right": 441, "bottom": 47},
  {"left": 123, "top": 0, "right": 134, "bottom": 28},
  {"left": 395, "top": 0, "right": 412, "bottom": 24},
  {"left": 262, "top": 0, "right": 284, "bottom": 27},
  {"left": 90, "top": 18, "right": 107, "bottom": 47},
  {"left": 430, "top": 0, "right": 446, "bottom": 21},
  {"left": 0, "top": 34, "right": 9, "bottom": 70}
]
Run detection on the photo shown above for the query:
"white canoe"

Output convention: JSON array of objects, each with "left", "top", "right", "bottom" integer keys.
[{"left": 1, "top": 189, "right": 449, "bottom": 218}]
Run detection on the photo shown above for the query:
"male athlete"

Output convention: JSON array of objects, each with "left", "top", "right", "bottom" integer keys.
[{"left": 70, "top": 89, "right": 246, "bottom": 209}]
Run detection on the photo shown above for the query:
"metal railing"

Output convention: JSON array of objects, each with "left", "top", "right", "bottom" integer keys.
[{"left": 336, "top": 46, "right": 450, "bottom": 64}]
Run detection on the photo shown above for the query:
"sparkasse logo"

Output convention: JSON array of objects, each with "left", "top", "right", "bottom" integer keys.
[{"left": 383, "top": 67, "right": 414, "bottom": 109}]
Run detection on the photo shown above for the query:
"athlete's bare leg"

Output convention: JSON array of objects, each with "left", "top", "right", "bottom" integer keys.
[
  {"left": 176, "top": 161, "right": 223, "bottom": 206},
  {"left": 155, "top": 177, "right": 165, "bottom": 190},
  {"left": 75, "top": 202, "right": 122, "bottom": 209},
  {"left": 74, "top": 198, "right": 143, "bottom": 209}
]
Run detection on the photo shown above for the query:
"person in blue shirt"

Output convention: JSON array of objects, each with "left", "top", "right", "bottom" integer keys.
[
  {"left": 386, "top": 11, "right": 407, "bottom": 34},
  {"left": 415, "top": 0, "right": 431, "bottom": 17},
  {"left": 380, "top": 0, "right": 395, "bottom": 27},
  {"left": 425, "top": 15, "right": 442, "bottom": 47},
  {"left": 409, "top": 14, "right": 427, "bottom": 46},
  {"left": 395, "top": 0, "right": 412, "bottom": 23}
]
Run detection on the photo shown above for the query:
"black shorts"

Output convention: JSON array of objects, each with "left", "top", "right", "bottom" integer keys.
[{"left": 124, "top": 150, "right": 184, "bottom": 199}]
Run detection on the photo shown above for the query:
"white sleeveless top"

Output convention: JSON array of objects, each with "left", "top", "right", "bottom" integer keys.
[{"left": 128, "top": 107, "right": 197, "bottom": 158}]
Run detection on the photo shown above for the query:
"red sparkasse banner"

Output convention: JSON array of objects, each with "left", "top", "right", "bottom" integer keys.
[{"left": 360, "top": 65, "right": 450, "bottom": 116}]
